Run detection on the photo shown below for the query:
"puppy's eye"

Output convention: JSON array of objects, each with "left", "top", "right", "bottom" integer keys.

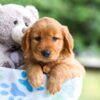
[
  {"left": 34, "top": 36, "right": 41, "bottom": 41},
  {"left": 52, "top": 37, "right": 59, "bottom": 41}
]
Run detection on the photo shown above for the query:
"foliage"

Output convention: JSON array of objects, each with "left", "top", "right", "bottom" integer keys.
[{"left": 0, "top": 0, "right": 100, "bottom": 54}]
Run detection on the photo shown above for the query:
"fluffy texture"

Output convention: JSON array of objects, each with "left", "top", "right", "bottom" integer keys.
[
  {"left": 22, "top": 17, "right": 85, "bottom": 94},
  {"left": 0, "top": 4, "right": 39, "bottom": 68}
]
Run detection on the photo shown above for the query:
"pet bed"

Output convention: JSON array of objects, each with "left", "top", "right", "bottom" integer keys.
[{"left": 0, "top": 67, "right": 83, "bottom": 100}]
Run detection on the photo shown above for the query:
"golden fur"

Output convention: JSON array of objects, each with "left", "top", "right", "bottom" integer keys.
[{"left": 22, "top": 17, "right": 85, "bottom": 94}]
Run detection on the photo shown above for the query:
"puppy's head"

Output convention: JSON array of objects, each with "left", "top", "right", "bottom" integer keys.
[{"left": 22, "top": 17, "right": 73, "bottom": 63}]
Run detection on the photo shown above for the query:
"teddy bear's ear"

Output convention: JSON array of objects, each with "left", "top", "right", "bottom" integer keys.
[
  {"left": 0, "top": 4, "right": 4, "bottom": 12},
  {"left": 25, "top": 6, "right": 39, "bottom": 20}
]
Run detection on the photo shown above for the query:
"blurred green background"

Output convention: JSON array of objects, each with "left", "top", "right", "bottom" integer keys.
[{"left": 0, "top": 0, "right": 100, "bottom": 100}]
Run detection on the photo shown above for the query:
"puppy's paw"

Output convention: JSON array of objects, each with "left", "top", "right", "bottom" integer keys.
[
  {"left": 28, "top": 72, "right": 44, "bottom": 88},
  {"left": 43, "top": 65, "right": 51, "bottom": 73},
  {"left": 47, "top": 79, "right": 61, "bottom": 94}
]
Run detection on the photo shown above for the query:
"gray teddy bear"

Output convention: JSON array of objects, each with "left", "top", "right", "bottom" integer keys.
[{"left": 0, "top": 4, "right": 39, "bottom": 68}]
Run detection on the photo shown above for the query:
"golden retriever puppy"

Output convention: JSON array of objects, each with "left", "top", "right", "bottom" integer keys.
[{"left": 22, "top": 17, "right": 85, "bottom": 94}]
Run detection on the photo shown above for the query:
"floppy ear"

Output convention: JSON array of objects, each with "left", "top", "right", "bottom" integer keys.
[
  {"left": 62, "top": 26, "right": 74, "bottom": 55},
  {"left": 22, "top": 29, "right": 31, "bottom": 56}
]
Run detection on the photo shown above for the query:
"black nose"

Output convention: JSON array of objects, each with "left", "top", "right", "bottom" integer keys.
[{"left": 41, "top": 50, "right": 51, "bottom": 57}]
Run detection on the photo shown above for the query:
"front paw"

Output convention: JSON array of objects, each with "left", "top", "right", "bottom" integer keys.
[
  {"left": 43, "top": 65, "right": 51, "bottom": 73},
  {"left": 28, "top": 72, "right": 44, "bottom": 88},
  {"left": 47, "top": 79, "right": 62, "bottom": 94}
]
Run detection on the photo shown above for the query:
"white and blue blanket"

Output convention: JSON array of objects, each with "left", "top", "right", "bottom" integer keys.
[{"left": 0, "top": 67, "right": 83, "bottom": 100}]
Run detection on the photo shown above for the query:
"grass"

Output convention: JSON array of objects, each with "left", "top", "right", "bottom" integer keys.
[{"left": 79, "top": 68, "right": 100, "bottom": 100}]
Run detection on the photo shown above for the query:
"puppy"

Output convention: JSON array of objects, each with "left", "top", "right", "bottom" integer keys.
[{"left": 22, "top": 17, "right": 85, "bottom": 94}]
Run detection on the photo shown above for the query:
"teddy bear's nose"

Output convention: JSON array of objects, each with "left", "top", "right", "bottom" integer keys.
[
  {"left": 41, "top": 50, "right": 51, "bottom": 58},
  {"left": 22, "top": 28, "right": 27, "bottom": 33}
]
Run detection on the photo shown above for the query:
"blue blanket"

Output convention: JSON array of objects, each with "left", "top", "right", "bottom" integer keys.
[{"left": 0, "top": 67, "right": 83, "bottom": 100}]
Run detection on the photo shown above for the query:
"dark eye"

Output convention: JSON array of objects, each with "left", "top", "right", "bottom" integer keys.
[
  {"left": 25, "top": 22, "right": 29, "bottom": 27},
  {"left": 52, "top": 37, "right": 59, "bottom": 41},
  {"left": 34, "top": 36, "right": 41, "bottom": 42},
  {"left": 13, "top": 20, "right": 18, "bottom": 25}
]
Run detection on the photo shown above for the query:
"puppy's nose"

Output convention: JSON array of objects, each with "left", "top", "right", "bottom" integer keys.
[{"left": 41, "top": 50, "right": 51, "bottom": 57}]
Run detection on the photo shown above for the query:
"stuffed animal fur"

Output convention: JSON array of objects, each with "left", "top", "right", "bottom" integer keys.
[{"left": 0, "top": 4, "right": 39, "bottom": 68}]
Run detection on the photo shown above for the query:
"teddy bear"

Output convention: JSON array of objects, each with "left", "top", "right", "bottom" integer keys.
[{"left": 0, "top": 4, "right": 39, "bottom": 68}]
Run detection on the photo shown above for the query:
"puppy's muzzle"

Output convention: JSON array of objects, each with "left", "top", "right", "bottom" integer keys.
[{"left": 41, "top": 50, "right": 51, "bottom": 58}]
